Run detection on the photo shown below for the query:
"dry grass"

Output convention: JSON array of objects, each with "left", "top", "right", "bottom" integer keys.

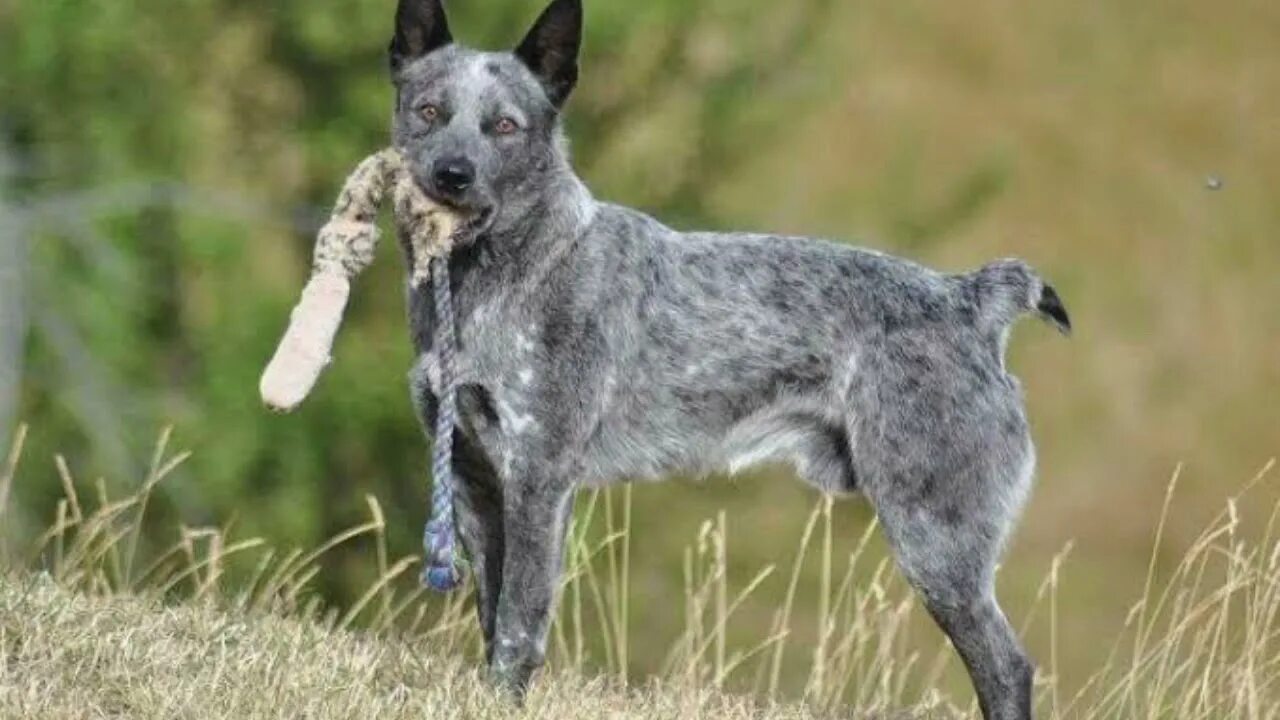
[
  {"left": 1, "top": 575, "right": 862, "bottom": 720},
  {"left": 2, "top": 427, "right": 1279, "bottom": 719}
]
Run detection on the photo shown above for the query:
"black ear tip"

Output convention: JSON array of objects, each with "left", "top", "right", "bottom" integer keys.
[
  {"left": 1037, "top": 285, "right": 1072, "bottom": 336},
  {"left": 544, "top": 0, "right": 584, "bottom": 27},
  {"left": 390, "top": 0, "right": 453, "bottom": 69}
]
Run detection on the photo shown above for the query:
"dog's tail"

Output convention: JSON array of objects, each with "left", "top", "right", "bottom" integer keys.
[{"left": 966, "top": 258, "right": 1072, "bottom": 336}]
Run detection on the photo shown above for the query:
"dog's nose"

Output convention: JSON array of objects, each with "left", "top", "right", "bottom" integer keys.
[{"left": 431, "top": 158, "right": 475, "bottom": 196}]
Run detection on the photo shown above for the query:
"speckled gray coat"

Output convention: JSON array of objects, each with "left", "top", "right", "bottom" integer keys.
[{"left": 389, "top": 2, "right": 1069, "bottom": 719}]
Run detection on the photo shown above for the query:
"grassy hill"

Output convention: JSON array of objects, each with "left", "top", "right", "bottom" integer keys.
[
  {"left": 2, "top": 432, "right": 1278, "bottom": 718},
  {"left": 2, "top": 572, "right": 857, "bottom": 720}
]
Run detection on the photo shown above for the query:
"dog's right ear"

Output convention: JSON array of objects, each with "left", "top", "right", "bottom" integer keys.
[{"left": 389, "top": 0, "right": 453, "bottom": 75}]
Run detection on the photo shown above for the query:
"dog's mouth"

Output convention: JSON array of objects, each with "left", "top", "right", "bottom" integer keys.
[
  {"left": 416, "top": 182, "right": 497, "bottom": 243},
  {"left": 461, "top": 205, "right": 496, "bottom": 238},
  {"left": 440, "top": 203, "right": 495, "bottom": 247}
]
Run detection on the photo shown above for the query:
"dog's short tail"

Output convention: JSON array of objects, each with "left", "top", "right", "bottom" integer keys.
[{"left": 966, "top": 258, "right": 1072, "bottom": 336}]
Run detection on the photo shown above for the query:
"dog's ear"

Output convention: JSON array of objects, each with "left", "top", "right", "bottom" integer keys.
[
  {"left": 389, "top": 0, "right": 453, "bottom": 75},
  {"left": 514, "top": 0, "right": 582, "bottom": 108}
]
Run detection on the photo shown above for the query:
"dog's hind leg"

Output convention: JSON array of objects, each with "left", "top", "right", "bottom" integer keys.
[
  {"left": 914, "top": 571, "right": 1033, "bottom": 720},
  {"left": 858, "top": 440, "right": 1036, "bottom": 719},
  {"left": 875, "top": 493, "right": 1033, "bottom": 718}
]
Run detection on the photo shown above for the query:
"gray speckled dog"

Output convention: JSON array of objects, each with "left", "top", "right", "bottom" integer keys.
[{"left": 391, "top": 2, "right": 1069, "bottom": 718}]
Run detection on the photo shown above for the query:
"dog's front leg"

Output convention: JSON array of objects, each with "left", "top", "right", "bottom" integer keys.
[
  {"left": 487, "top": 471, "right": 574, "bottom": 700},
  {"left": 409, "top": 363, "right": 507, "bottom": 661},
  {"left": 450, "top": 439, "right": 505, "bottom": 664}
]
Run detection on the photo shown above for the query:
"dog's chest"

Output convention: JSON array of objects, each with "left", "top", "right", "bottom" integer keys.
[{"left": 451, "top": 294, "right": 549, "bottom": 448}]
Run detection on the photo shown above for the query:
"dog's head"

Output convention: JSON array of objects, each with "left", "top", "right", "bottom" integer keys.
[{"left": 388, "top": 0, "right": 581, "bottom": 237}]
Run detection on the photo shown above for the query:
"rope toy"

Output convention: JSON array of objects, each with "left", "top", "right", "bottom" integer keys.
[{"left": 259, "top": 148, "right": 468, "bottom": 592}]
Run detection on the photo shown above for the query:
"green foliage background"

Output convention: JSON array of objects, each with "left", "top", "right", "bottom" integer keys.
[{"left": 2, "top": 0, "right": 1277, "bottom": 700}]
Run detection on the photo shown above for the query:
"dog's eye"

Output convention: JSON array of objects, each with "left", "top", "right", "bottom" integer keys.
[
  {"left": 493, "top": 117, "right": 519, "bottom": 135},
  {"left": 420, "top": 104, "right": 441, "bottom": 122}
]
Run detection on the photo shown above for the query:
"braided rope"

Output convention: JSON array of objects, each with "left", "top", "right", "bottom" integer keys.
[
  {"left": 422, "top": 255, "right": 465, "bottom": 591},
  {"left": 260, "top": 148, "right": 467, "bottom": 593}
]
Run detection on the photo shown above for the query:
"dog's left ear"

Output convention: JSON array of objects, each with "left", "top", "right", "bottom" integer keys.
[{"left": 515, "top": 0, "right": 582, "bottom": 109}]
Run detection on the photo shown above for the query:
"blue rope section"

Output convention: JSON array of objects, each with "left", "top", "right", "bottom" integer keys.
[{"left": 422, "top": 255, "right": 466, "bottom": 592}]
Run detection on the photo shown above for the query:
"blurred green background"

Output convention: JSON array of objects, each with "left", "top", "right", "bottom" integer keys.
[{"left": 2, "top": 0, "right": 1277, "bottom": 701}]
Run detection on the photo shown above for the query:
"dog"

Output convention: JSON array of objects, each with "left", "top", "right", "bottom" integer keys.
[{"left": 390, "top": 2, "right": 1069, "bottom": 718}]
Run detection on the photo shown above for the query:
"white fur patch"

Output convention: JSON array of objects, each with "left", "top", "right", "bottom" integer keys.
[
  {"left": 839, "top": 352, "right": 860, "bottom": 397},
  {"left": 724, "top": 429, "right": 810, "bottom": 476},
  {"left": 497, "top": 399, "right": 538, "bottom": 436}
]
